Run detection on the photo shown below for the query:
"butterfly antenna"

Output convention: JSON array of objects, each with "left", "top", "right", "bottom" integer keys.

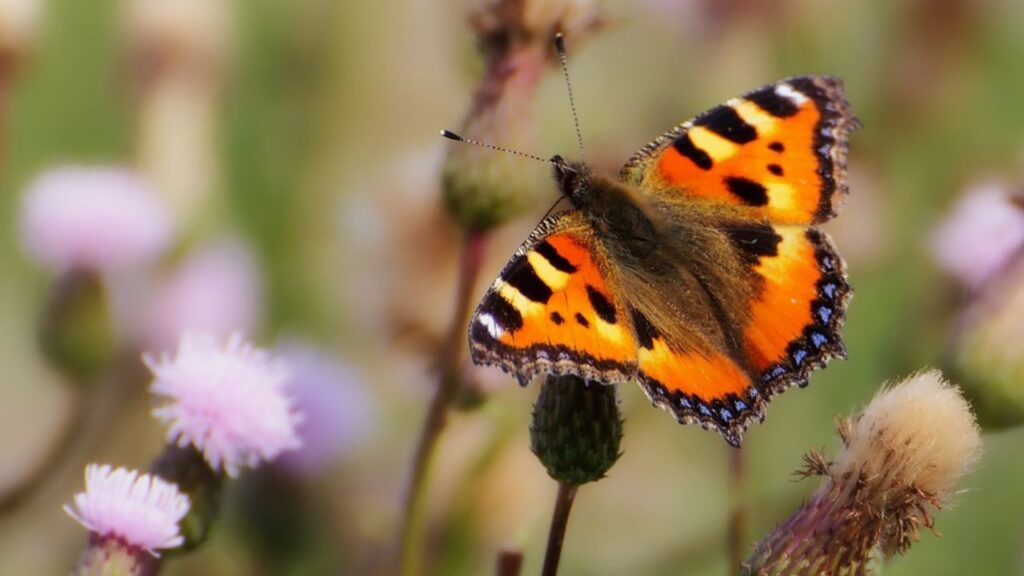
[
  {"left": 554, "top": 33, "right": 585, "bottom": 160},
  {"left": 440, "top": 129, "right": 575, "bottom": 172},
  {"left": 539, "top": 195, "right": 567, "bottom": 222}
]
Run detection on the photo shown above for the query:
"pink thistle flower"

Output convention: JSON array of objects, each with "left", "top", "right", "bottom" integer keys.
[
  {"left": 63, "top": 464, "right": 190, "bottom": 556},
  {"left": 930, "top": 182, "right": 1024, "bottom": 290},
  {"left": 145, "top": 333, "right": 302, "bottom": 477},
  {"left": 20, "top": 167, "right": 174, "bottom": 273},
  {"left": 275, "top": 343, "right": 375, "bottom": 476},
  {"left": 141, "top": 237, "right": 264, "bottom": 351}
]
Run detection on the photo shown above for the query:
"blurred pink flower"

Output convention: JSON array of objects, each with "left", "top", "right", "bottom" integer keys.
[
  {"left": 141, "top": 237, "right": 263, "bottom": 351},
  {"left": 145, "top": 333, "right": 302, "bottom": 477},
  {"left": 63, "top": 464, "right": 189, "bottom": 557},
  {"left": 19, "top": 167, "right": 175, "bottom": 273},
  {"left": 275, "top": 342, "right": 375, "bottom": 477},
  {"left": 931, "top": 182, "right": 1024, "bottom": 290}
]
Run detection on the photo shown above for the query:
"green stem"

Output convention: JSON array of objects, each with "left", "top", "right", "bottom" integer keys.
[
  {"left": 0, "top": 52, "right": 11, "bottom": 166},
  {"left": 541, "top": 483, "right": 578, "bottom": 576},
  {"left": 728, "top": 446, "right": 747, "bottom": 575},
  {"left": 397, "top": 231, "right": 489, "bottom": 576}
]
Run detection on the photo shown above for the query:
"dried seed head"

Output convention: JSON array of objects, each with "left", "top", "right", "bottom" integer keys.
[
  {"left": 745, "top": 369, "right": 982, "bottom": 576},
  {"left": 834, "top": 369, "right": 982, "bottom": 504}
]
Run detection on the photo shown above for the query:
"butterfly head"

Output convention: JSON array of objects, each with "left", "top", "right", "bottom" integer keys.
[{"left": 551, "top": 154, "right": 591, "bottom": 204}]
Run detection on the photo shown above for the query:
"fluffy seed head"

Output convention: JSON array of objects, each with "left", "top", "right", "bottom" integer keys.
[
  {"left": 745, "top": 369, "right": 982, "bottom": 575},
  {"left": 834, "top": 369, "right": 982, "bottom": 502}
]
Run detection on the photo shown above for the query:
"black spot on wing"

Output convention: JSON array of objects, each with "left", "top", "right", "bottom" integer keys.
[
  {"left": 768, "top": 141, "right": 785, "bottom": 152},
  {"left": 575, "top": 313, "right": 590, "bottom": 328},
  {"left": 767, "top": 164, "right": 784, "bottom": 176},
  {"left": 480, "top": 293, "right": 522, "bottom": 333},
  {"left": 747, "top": 85, "right": 799, "bottom": 117},
  {"left": 630, "top": 309, "right": 657, "bottom": 350},
  {"left": 504, "top": 262, "right": 552, "bottom": 303},
  {"left": 672, "top": 133, "right": 713, "bottom": 170},
  {"left": 726, "top": 225, "right": 782, "bottom": 265},
  {"left": 695, "top": 105, "right": 758, "bottom": 144},
  {"left": 535, "top": 241, "right": 577, "bottom": 273},
  {"left": 550, "top": 311, "right": 564, "bottom": 325},
  {"left": 724, "top": 177, "right": 769, "bottom": 206},
  {"left": 586, "top": 285, "right": 617, "bottom": 324}
]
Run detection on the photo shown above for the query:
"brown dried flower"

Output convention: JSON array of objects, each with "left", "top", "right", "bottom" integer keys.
[{"left": 745, "top": 369, "right": 982, "bottom": 576}]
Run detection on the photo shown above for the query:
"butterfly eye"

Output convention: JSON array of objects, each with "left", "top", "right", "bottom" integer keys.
[{"left": 551, "top": 157, "right": 581, "bottom": 199}]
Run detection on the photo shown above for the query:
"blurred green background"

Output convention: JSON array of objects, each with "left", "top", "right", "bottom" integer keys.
[{"left": 1, "top": 0, "right": 1023, "bottom": 574}]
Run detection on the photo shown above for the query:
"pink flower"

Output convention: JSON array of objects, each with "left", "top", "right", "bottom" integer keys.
[
  {"left": 19, "top": 167, "right": 175, "bottom": 273},
  {"left": 931, "top": 182, "right": 1024, "bottom": 290},
  {"left": 63, "top": 464, "right": 190, "bottom": 556},
  {"left": 275, "top": 343, "right": 375, "bottom": 476},
  {"left": 145, "top": 333, "right": 302, "bottom": 477},
  {"left": 141, "top": 237, "right": 263, "bottom": 351}
]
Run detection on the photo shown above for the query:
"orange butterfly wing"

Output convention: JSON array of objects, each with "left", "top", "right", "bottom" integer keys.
[
  {"left": 620, "top": 77, "right": 855, "bottom": 443},
  {"left": 620, "top": 76, "right": 857, "bottom": 225},
  {"left": 469, "top": 212, "right": 638, "bottom": 386},
  {"left": 469, "top": 76, "right": 856, "bottom": 446}
]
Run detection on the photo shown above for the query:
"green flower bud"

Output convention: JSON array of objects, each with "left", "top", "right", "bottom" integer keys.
[
  {"left": 953, "top": 262, "right": 1024, "bottom": 429},
  {"left": 530, "top": 375, "right": 622, "bottom": 486},
  {"left": 442, "top": 0, "right": 603, "bottom": 232},
  {"left": 39, "top": 270, "right": 115, "bottom": 382},
  {"left": 150, "top": 445, "right": 224, "bottom": 551}
]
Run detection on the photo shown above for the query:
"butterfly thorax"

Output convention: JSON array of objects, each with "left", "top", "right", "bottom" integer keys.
[
  {"left": 552, "top": 155, "right": 763, "bottom": 359},
  {"left": 553, "top": 157, "right": 660, "bottom": 259}
]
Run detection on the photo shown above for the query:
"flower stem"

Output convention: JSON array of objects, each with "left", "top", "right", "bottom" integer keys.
[
  {"left": 728, "top": 446, "right": 747, "bottom": 574},
  {"left": 0, "top": 53, "right": 12, "bottom": 167},
  {"left": 397, "top": 230, "right": 489, "bottom": 576},
  {"left": 0, "top": 391, "right": 85, "bottom": 513},
  {"left": 0, "top": 350, "right": 142, "bottom": 514},
  {"left": 542, "top": 482, "right": 578, "bottom": 576}
]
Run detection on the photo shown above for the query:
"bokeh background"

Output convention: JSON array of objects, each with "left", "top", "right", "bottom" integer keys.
[{"left": 2, "top": 0, "right": 1023, "bottom": 574}]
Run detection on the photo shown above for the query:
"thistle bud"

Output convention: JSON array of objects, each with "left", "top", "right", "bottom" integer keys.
[
  {"left": 149, "top": 445, "right": 224, "bottom": 551},
  {"left": 530, "top": 375, "right": 622, "bottom": 487},
  {"left": 744, "top": 370, "right": 982, "bottom": 575},
  {"left": 39, "top": 270, "right": 115, "bottom": 382},
  {"left": 442, "top": 0, "right": 602, "bottom": 231},
  {"left": 952, "top": 260, "right": 1024, "bottom": 429}
]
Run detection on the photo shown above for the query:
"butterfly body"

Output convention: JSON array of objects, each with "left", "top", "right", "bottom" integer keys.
[{"left": 469, "top": 76, "right": 857, "bottom": 446}]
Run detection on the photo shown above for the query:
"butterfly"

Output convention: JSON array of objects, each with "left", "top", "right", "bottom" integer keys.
[{"left": 467, "top": 76, "right": 857, "bottom": 446}]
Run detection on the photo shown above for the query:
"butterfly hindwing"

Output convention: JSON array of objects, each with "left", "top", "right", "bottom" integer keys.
[
  {"left": 630, "top": 304, "right": 756, "bottom": 446},
  {"left": 620, "top": 76, "right": 857, "bottom": 225},
  {"left": 469, "top": 212, "right": 638, "bottom": 386},
  {"left": 739, "top": 226, "right": 850, "bottom": 379}
]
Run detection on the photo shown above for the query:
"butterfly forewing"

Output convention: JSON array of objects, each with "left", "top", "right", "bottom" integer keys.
[
  {"left": 620, "top": 76, "right": 857, "bottom": 225},
  {"left": 469, "top": 212, "right": 638, "bottom": 386}
]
